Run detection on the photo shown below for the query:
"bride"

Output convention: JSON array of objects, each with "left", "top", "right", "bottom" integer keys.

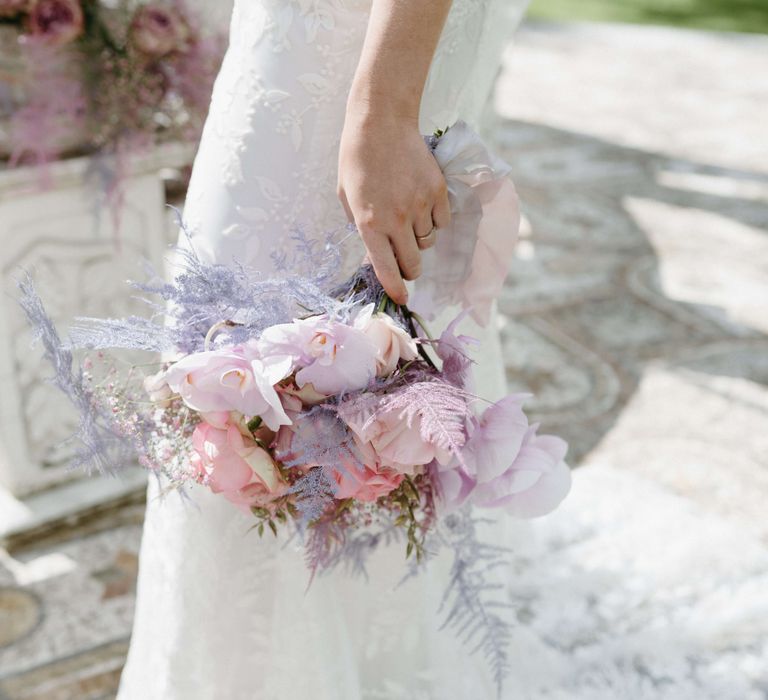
[{"left": 117, "top": 1, "right": 530, "bottom": 698}]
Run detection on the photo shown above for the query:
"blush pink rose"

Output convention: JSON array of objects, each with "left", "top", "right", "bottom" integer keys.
[
  {"left": 163, "top": 345, "right": 292, "bottom": 431},
  {"left": 354, "top": 305, "right": 418, "bottom": 377},
  {"left": 257, "top": 313, "right": 378, "bottom": 396},
  {"left": 0, "top": 0, "right": 30, "bottom": 18},
  {"left": 190, "top": 421, "right": 285, "bottom": 514},
  {"left": 333, "top": 462, "right": 404, "bottom": 502},
  {"left": 222, "top": 479, "right": 287, "bottom": 515},
  {"left": 340, "top": 400, "right": 453, "bottom": 476},
  {"left": 26, "top": 0, "right": 84, "bottom": 47},
  {"left": 129, "top": 5, "right": 190, "bottom": 58}
]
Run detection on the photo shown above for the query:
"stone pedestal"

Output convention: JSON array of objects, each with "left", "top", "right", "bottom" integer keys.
[{"left": 0, "top": 143, "right": 193, "bottom": 498}]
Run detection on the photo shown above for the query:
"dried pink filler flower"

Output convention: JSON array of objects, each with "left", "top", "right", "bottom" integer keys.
[{"left": 26, "top": 0, "right": 84, "bottom": 47}]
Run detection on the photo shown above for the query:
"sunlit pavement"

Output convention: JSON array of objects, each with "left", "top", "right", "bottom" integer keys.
[{"left": 1, "top": 21, "right": 767, "bottom": 699}]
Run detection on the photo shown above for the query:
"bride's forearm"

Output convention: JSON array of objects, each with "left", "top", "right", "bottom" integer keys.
[{"left": 347, "top": 0, "right": 453, "bottom": 121}]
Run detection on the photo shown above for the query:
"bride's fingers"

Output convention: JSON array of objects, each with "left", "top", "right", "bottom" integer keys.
[
  {"left": 414, "top": 210, "right": 436, "bottom": 251},
  {"left": 432, "top": 182, "right": 451, "bottom": 230},
  {"left": 391, "top": 227, "right": 422, "bottom": 281},
  {"left": 337, "top": 186, "right": 354, "bottom": 223},
  {"left": 359, "top": 228, "right": 409, "bottom": 304}
]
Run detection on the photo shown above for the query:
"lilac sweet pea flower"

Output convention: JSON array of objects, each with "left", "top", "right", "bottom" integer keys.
[
  {"left": 437, "top": 395, "right": 571, "bottom": 517},
  {"left": 163, "top": 343, "right": 293, "bottom": 431},
  {"left": 257, "top": 312, "right": 378, "bottom": 396},
  {"left": 463, "top": 394, "right": 530, "bottom": 484},
  {"left": 471, "top": 424, "right": 571, "bottom": 518}
]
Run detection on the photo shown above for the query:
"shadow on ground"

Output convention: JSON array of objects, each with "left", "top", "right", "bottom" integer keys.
[{"left": 494, "top": 118, "right": 768, "bottom": 464}]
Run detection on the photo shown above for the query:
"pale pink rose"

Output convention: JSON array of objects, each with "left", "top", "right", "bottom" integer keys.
[
  {"left": 198, "top": 410, "right": 241, "bottom": 431},
  {"left": 270, "top": 390, "right": 304, "bottom": 467},
  {"left": 143, "top": 369, "right": 173, "bottom": 408},
  {"left": 354, "top": 305, "right": 418, "bottom": 377},
  {"left": 129, "top": 5, "right": 190, "bottom": 58},
  {"left": 26, "top": 0, "right": 84, "bottom": 46},
  {"left": 257, "top": 314, "right": 378, "bottom": 396},
  {"left": 163, "top": 345, "right": 293, "bottom": 431},
  {"left": 280, "top": 381, "right": 328, "bottom": 407},
  {"left": 333, "top": 462, "right": 404, "bottom": 502},
  {"left": 0, "top": 0, "right": 30, "bottom": 18},
  {"left": 340, "top": 400, "right": 453, "bottom": 475},
  {"left": 470, "top": 425, "right": 571, "bottom": 518},
  {"left": 190, "top": 420, "right": 285, "bottom": 514}
]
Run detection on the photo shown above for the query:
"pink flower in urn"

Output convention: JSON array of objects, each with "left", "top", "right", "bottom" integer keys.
[
  {"left": 129, "top": 5, "right": 190, "bottom": 58},
  {"left": 190, "top": 420, "right": 285, "bottom": 514},
  {"left": 26, "top": 0, "right": 84, "bottom": 47},
  {"left": 163, "top": 345, "right": 293, "bottom": 431},
  {"left": 257, "top": 313, "right": 378, "bottom": 396},
  {"left": 333, "top": 462, "right": 404, "bottom": 502},
  {"left": 0, "top": 0, "right": 30, "bottom": 19},
  {"left": 340, "top": 399, "right": 454, "bottom": 476},
  {"left": 355, "top": 305, "right": 418, "bottom": 377}
]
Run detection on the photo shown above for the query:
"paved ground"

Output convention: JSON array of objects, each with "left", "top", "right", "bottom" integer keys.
[{"left": 1, "top": 21, "right": 767, "bottom": 699}]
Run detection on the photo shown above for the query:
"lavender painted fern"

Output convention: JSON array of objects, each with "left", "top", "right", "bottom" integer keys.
[{"left": 16, "top": 274, "right": 137, "bottom": 476}]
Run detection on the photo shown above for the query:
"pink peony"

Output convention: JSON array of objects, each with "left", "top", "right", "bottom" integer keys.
[
  {"left": 0, "top": 0, "right": 30, "bottom": 18},
  {"left": 163, "top": 345, "right": 293, "bottom": 431},
  {"left": 26, "top": 0, "right": 84, "bottom": 47},
  {"left": 333, "top": 462, "right": 404, "bottom": 502},
  {"left": 340, "top": 400, "right": 453, "bottom": 476},
  {"left": 190, "top": 420, "right": 285, "bottom": 514},
  {"left": 129, "top": 5, "right": 190, "bottom": 58},
  {"left": 257, "top": 313, "right": 378, "bottom": 396},
  {"left": 355, "top": 305, "right": 418, "bottom": 377}
]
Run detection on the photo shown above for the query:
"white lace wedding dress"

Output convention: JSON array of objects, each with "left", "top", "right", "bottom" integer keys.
[{"left": 117, "top": 1, "right": 530, "bottom": 698}]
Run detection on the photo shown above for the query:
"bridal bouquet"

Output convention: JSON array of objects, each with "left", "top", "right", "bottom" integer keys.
[{"left": 18, "top": 121, "right": 570, "bottom": 694}]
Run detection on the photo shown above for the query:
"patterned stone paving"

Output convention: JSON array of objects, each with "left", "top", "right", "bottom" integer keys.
[{"left": 0, "top": 20, "right": 766, "bottom": 699}]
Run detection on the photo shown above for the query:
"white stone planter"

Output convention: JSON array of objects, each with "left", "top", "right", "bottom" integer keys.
[{"left": 0, "top": 142, "right": 193, "bottom": 497}]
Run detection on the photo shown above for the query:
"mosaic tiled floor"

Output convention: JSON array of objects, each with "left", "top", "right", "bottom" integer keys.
[{"left": 1, "top": 20, "right": 766, "bottom": 699}]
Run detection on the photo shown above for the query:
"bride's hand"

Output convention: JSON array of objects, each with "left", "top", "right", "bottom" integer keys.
[{"left": 337, "top": 106, "right": 451, "bottom": 306}]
